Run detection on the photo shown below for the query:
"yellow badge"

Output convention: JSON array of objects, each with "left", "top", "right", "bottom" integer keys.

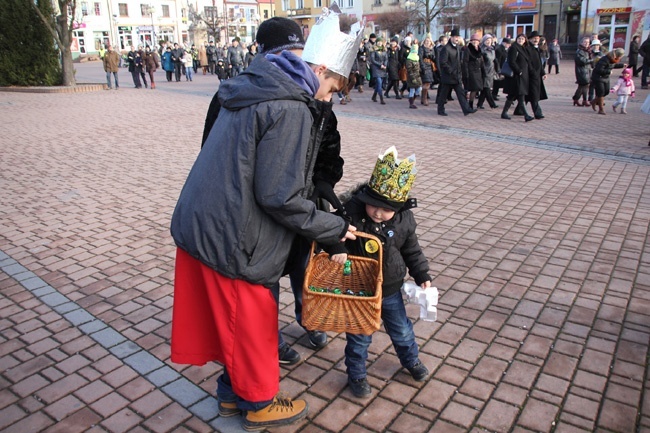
[{"left": 365, "top": 239, "right": 379, "bottom": 254}]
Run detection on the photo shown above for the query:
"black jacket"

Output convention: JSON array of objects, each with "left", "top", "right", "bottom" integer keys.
[
  {"left": 504, "top": 42, "right": 530, "bottom": 97},
  {"left": 574, "top": 46, "right": 592, "bottom": 86},
  {"left": 438, "top": 41, "right": 463, "bottom": 85},
  {"left": 462, "top": 44, "right": 484, "bottom": 91},
  {"left": 171, "top": 54, "right": 347, "bottom": 287},
  {"left": 332, "top": 186, "right": 431, "bottom": 298},
  {"left": 526, "top": 44, "right": 547, "bottom": 102}
]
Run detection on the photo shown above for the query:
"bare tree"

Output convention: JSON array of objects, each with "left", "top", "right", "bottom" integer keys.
[
  {"left": 28, "top": 0, "right": 77, "bottom": 86},
  {"left": 188, "top": 1, "right": 222, "bottom": 43},
  {"left": 458, "top": 0, "right": 506, "bottom": 33},
  {"left": 409, "top": 0, "right": 446, "bottom": 34},
  {"left": 375, "top": 9, "right": 410, "bottom": 36}
]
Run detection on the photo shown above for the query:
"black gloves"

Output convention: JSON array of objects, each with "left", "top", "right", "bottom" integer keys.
[{"left": 310, "top": 180, "right": 342, "bottom": 210}]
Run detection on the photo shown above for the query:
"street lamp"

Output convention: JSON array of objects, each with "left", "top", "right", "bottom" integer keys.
[{"left": 148, "top": 5, "right": 156, "bottom": 47}]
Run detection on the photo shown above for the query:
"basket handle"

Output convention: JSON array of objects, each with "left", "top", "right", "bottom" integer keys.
[{"left": 309, "top": 231, "right": 383, "bottom": 268}]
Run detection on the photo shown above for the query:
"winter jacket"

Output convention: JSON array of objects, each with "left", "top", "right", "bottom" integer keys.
[
  {"left": 628, "top": 40, "right": 639, "bottom": 67},
  {"left": 171, "top": 54, "right": 347, "bottom": 287},
  {"left": 227, "top": 45, "right": 246, "bottom": 66},
  {"left": 480, "top": 44, "right": 498, "bottom": 89},
  {"left": 610, "top": 76, "right": 635, "bottom": 96},
  {"left": 419, "top": 45, "right": 436, "bottom": 84},
  {"left": 356, "top": 47, "right": 369, "bottom": 76},
  {"left": 206, "top": 45, "right": 218, "bottom": 62},
  {"left": 103, "top": 51, "right": 120, "bottom": 73},
  {"left": 387, "top": 47, "right": 401, "bottom": 81},
  {"left": 334, "top": 186, "right": 431, "bottom": 299},
  {"left": 526, "top": 44, "right": 547, "bottom": 103},
  {"left": 370, "top": 49, "right": 388, "bottom": 79},
  {"left": 144, "top": 51, "right": 159, "bottom": 72},
  {"left": 199, "top": 46, "right": 208, "bottom": 66},
  {"left": 171, "top": 47, "right": 184, "bottom": 64},
  {"left": 640, "top": 37, "right": 650, "bottom": 67},
  {"left": 462, "top": 44, "right": 484, "bottom": 91},
  {"left": 438, "top": 41, "right": 463, "bottom": 85},
  {"left": 162, "top": 51, "right": 174, "bottom": 72},
  {"left": 127, "top": 50, "right": 138, "bottom": 72},
  {"left": 591, "top": 55, "right": 625, "bottom": 84},
  {"left": 504, "top": 42, "right": 530, "bottom": 97},
  {"left": 548, "top": 43, "right": 562, "bottom": 66},
  {"left": 406, "top": 59, "right": 422, "bottom": 88},
  {"left": 574, "top": 46, "right": 592, "bottom": 86}
]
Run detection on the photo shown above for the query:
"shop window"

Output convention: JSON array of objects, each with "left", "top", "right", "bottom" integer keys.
[
  {"left": 118, "top": 3, "right": 128, "bottom": 17},
  {"left": 94, "top": 2, "right": 100, "bottom": 15},
  {"left": 81, "top": 2, "right": 88, "bottom": 16},
  {"left": 73, "top": 30, "right": 86, "bottom": 53}
]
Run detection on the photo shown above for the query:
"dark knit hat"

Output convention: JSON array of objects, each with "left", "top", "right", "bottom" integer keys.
[
  {"left": 369, "top": 33, "right": 377, "bottom": 39},
  {"left": 450, "top": 28, "right": 460, "bottom": 37},
  {"left": 257, "top": 17, "right": 306, "bottom": 54},
  {"left": 502, "top": 37, "right": 511, "bottom": 44}
]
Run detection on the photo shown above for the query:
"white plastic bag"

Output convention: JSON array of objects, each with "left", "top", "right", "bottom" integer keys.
[{"left": 401, "top": 282, "right": 438, "bottom": 322}]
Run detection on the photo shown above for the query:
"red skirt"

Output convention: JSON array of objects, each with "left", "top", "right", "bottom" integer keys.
[{"left": 171, "top": 248, "right": 279, "bottom": 402}]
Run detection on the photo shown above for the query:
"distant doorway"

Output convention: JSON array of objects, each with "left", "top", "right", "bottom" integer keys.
[
  {"left": 544, "top": 15, "right": 557, "bottom": 41},
  {"left": 566, "top": 12, "right": 580, "bottom": 43}
]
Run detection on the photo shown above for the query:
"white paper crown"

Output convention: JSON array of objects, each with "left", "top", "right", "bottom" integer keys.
[{"left": 302, "top": 3, "right": 364, "bottom": 78}]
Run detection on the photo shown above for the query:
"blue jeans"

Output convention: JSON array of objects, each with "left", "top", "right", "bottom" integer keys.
[
  {"left": 106, "top": 71, "right": 118, "bottom": 88},
  {"left": 345, "top": 291, "right": 419, "bottom": 380},
  {"left": 408, "top": 86, "right": 422, "bottom": 98},
  {"left": 374, "top": 76, "right": 384, "bottom": 94},
  {"left": 216, "top": 371, "right": 273, "bottom": 411}
]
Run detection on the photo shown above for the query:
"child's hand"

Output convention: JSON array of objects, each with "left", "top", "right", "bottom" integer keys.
[
  {"left": 610, "top": 88, "right": 615, "bottom": 93},
  {"left": 631, "top": 92, "right": 635, "bottom": 98},
  {"left": 330, "top": 253, "right": 348, "bottom": 264},
  {"left": 421, "top": 281, "right": 431, "bottom": 290}
]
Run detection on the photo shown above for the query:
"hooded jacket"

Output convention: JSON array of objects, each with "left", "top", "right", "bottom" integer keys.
[
  {"left": 328, "top": 185, "right": 431, "bottom": 299},
  {"left": 171, "top": 54, "right": 347, "bottom": 287}
]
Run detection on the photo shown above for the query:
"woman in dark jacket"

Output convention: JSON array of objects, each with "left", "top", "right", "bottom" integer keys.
[
  {"left": 143, "top": 46, "right": 159, "bottom": 89},
  {"left": 477, "top": 34, "right": 499, "bottom": 109},
  {"left": 462, "top": 33, "right": 485, "bottom": 110},
  {"left": 384, "top": 39, "right": 402, "bottom": 99},
  {"left": 418, "top": 36, "right": 436, "bottom": 106},
  {"left": 370, "top": 38, "right": 389, "bottom": 104},
  {"left": 590, "top": 48, "right": 626, "bottom": 114},
  {"left": 501, "top": 34, "right": 534, "bottom": 121},
  {"left": 572, "top": 37, "right": 593, "bottom": 106},
  {"left": 356, "top": 41, "right": 369, "bottom": 92}
]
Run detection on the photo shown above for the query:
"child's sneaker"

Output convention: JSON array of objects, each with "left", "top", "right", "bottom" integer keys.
[
  {"left": 407, "top": 361, "right": 429, "bottom": 382},
  {"left": 279, "top": 343, "right": 301, "bottom": 365},
  {"left": 218, "top": 400, "right": 242, "bottom": 417},
  {"left": 621, "top": 109, "right": 627, "bottom": 114},
  {"left": 242, "top": 394, "right": 307, "bottom": 431},
  {"left": 348, "top": 377, "right": 371, "bottom": 397},
  {"left": 612, "top": 104, "right": 617, "bottom": 112}
]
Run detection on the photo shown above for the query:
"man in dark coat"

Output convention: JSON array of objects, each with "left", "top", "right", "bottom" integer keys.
[
  {"left": 640, "top": 34, "right": 650, "bottom": 89},
  {"left": 227, "top": 38, "right": 246, "bottom": 77},
  {"left": 436, "top": 28, "right": 475, "bottom": 116},
  {"left": 171, "top": 43, "right": 184, "bottom": 82},
  {"left": 206, "top": 41, "right": 217, "bottom": 74},
  {"left": 525, "top": 31, "right": 547, "bottom": 119}
]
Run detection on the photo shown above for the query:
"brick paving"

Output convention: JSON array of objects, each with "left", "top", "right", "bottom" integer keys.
[{"left": 0, "top": 59, "right": 648, "bottom": 432}]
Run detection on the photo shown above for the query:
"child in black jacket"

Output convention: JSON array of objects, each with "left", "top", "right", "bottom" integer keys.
[{"left": 328, "top": 146, "right": 432, "bottom": 398}]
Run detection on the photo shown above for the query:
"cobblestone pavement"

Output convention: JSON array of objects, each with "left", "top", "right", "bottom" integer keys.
[{"left": 0, "top": 60, "right": 648, "bottom": 433}]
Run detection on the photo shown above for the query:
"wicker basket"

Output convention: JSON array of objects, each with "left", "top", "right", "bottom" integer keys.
[{"left": 302, "top": 232, "right": 383, "bottom": 335}]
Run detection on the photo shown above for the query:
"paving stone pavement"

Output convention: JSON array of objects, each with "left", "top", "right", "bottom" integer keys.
[{"left": 0, "top": 60, "right": 648, "bottom": 433}]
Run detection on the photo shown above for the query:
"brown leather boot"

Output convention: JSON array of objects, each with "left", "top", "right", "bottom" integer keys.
[
  {"left": 243, "top": 395, "right": 308, "bottom": 431},
  {"left": 597, "top": 97, "right": 606, "bottom": 115}
]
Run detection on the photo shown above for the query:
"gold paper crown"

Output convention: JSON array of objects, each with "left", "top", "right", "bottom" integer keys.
[
  {"left": 368, "top": 147, "right": 417, "bottom": 203},
  {"left": 302, "top": 3, "right": 364, "bottom": 78}
]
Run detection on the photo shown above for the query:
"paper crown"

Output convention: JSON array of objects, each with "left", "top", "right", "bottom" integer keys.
[
  {"left": 302, "top": 2, "right": 364, "bottom": 77},
  {"left": 368, "top": 146, "right": 417, "bottom": 204}
]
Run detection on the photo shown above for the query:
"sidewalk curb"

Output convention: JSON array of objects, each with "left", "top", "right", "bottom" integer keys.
[{"left": 0, "top": 83, "right": 106, "bottom": 93}]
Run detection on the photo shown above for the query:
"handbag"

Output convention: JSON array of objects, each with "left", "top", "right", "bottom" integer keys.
[
  {"left": 399, "top": 65, "right": 407, "bottom": 81},
  {"left": 500, "top": 58, "right": 514, "bottom": 77},
  {"left": 641, "top": 94, "right": 650, "bottom": 115}
]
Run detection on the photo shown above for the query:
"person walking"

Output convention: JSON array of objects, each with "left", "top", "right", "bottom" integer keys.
[
  {"left": 137, "top": 45, "right": 148, "bottom": 88},
  {"left": 405, "top": 39, "right": 422, "bottom": 109},
  {"left": 548, "top": 39, "right": 562, "bottom": 74},
  {"left": 462, "top": 32, "right": 485, "bottom": 110},
  {"left": 525, "top": 31, "right": 547, "bottom": 119},
  {"left": 384, "top": 38, "right": 402, "bottom": 99},
  {"left": 492, "top": 37, "right": 511, "bottom": 100},
  {"left": 199, "top": 44, "right": 208, "bottom": 74},
  {"left": 477, "top": 34, "right": 499, "bottom": 109},
  {"left": 103, "top": 44, "right": 120, "bottom": 89},
  {"left": 370, "top": 37, "right": 388, "bottom": 104},
  {"left": 206, "top": 41, "right": 217, "bottom": 74},
  {"left": 170, "top": 9, "right": 359, "bottom": 431},
  {"left": 162, "top": 46, "right": 174, "bottom": 82},
  {"left": 610, "top": 68, "right": 635, "bottom": 114},
  {"left": 227, "top": 38, "right": 245, "bottom": 77},
  {"left": 171, "top": 43, "right": 184, "bottom": 82},
  {"left": 183, "top": 50, "right": 194, "bottom": 81},
  {"left": 437, "top": 28, "right": 475, "bottom": 116},
  {"left": 144, "top": 45, "right": 159, "bottom": 89},
  {"left": 572, "top": 36, "right": 593, "bottom": 106},
  {"left": 640, "top": 35, "right": 650, "bottom": 89},
  {"left": 501, "top": 34, "right": 534, "bottom": 122},
  {"left": 591, "top": 48, "right": 626, "bottom": 114},
  {"left": 127, "top": 46, "right": 143, "bottom": 88},
  {"left": 419, "top": 36, "right": 436, "bottom": 106},
  {"left": 628, "top": 35, "right": 640, "bottom": 77},
  {"left": 355, "top": 40, "right": 369, "bottom": 92}
]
